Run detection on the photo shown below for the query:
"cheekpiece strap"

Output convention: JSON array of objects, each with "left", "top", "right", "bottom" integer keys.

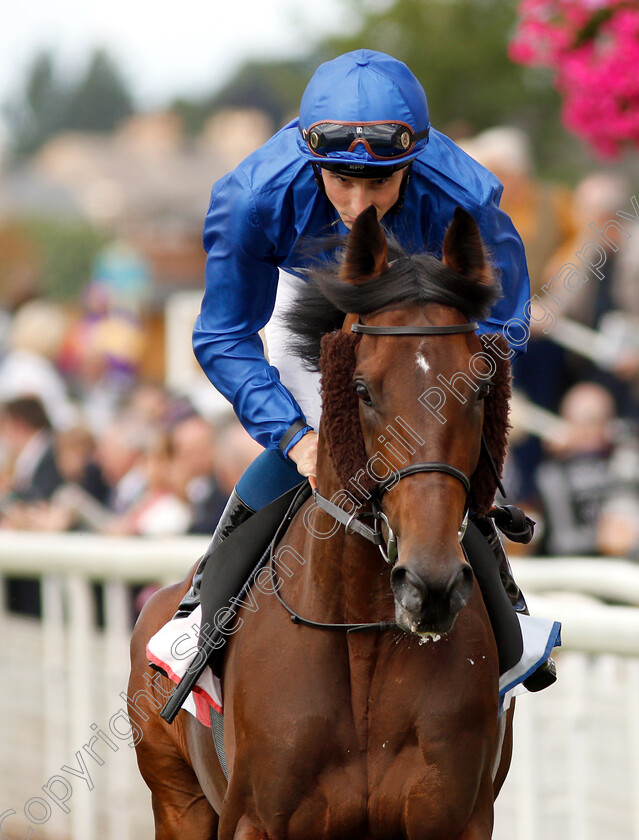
[{"left": 312, "top": 490, "right": 383, "bottom": 546}]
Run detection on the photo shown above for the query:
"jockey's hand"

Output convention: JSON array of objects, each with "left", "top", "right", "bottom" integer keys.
[{"left": 289, "top": 431, "right": 318, "bottom": 490}]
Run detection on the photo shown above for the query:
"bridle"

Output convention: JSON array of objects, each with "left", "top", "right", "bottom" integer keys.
[{"left": 269, "top": 317, "right": 504, "bottom": 632}]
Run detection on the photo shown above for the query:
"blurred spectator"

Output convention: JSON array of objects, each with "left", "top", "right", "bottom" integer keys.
[
  {"left": 54, "top": 424, "right": 109, "bottom": 504},
  {"left": 94, "top": 414, "right": 147, "bottom": 516},
  {"left": 0, "top": 396, "right": 62, "bottom": 614},
  {"left": 106, "top": 430, "right": 191, "bottom": 537},
  {"left": 541, "top": 172, "right": 639, "bottom": 417},
  {"left": 535, "top": 383, "right": 639, "bottom": 556},
  {"left": 124, "top": 380, "right": 172, "bottom": 428},
  {"left": 58, "top": 281, "right": 147, "bottom": 434},
  {"left": 462, "top": 126, "right": 574, "bottom": 293},
  {"left": 462, "top": 127, "right": 575, "bottom": 500},
  {"left": 0, "top": 396, "right": 62, "bottom": 510},
  {"left": 211, "top": 412, "right": 265, "bottom": 498},
  {"left": 31, "top": 425, "right": 112, "bottom": 533},
  {"left": 170, "top": 411, "right": 228, "bottom": 534},
  {"left": 0, "top": 299, "right": 78, "bottom": 429}
]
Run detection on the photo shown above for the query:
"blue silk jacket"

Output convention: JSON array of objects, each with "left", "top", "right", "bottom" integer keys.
[{"left": 193, "top": 119, "right": 530, "bottom": 453}]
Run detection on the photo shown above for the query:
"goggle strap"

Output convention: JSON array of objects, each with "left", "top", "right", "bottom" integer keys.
[{"left": 411, "top": 128, "right": 429, "bottom": 143}]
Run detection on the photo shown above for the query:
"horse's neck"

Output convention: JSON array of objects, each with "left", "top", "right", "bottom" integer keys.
[{"left": 302, "top": 433, "right": 393, "bottom": 626}]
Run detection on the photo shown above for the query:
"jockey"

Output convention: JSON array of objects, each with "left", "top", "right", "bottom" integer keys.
[{"left": 176, "top": 49, "right": 554, "bottom": 690}]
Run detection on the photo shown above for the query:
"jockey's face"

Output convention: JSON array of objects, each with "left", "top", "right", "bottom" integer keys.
[{"left": 320, "top": 169, "right": 405, "bottom": 229}]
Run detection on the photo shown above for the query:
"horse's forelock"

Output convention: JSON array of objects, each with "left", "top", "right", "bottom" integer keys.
[{"left": 285, "top": 232, "right": 501, "bottom": 372}]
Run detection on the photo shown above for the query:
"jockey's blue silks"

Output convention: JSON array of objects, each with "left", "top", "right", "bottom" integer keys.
[
  {"left": 193, "top": 50, "right": 530, "bottom": 455},
  {"left": 236, "top": 449, "right": 303, "bottom": 511}
]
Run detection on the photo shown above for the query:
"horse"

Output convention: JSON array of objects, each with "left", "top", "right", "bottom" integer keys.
[{"left": 128, "top": 204, "right": 515, "bottom": 840}]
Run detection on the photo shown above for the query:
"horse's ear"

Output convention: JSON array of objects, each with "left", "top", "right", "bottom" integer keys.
[
  {"left": 341, "top": 205, "right": 389, "bottom": 285},
  {"left": 442, "top": 207, "right": 492, "bottom": 286}
]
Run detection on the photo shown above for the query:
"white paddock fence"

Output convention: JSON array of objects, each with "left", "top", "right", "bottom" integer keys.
[{"left": 0, "top": 533, "right": 638, "bottom": 840}]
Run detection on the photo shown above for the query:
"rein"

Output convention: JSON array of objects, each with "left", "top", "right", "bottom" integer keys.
[
  {"left": 269, "top": 317, "right": 503, "bottom": 634},
  {"left": 268, "top": 482, "right": 397, "bottom": 634}
]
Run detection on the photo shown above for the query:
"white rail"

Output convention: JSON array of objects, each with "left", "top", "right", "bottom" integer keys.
[
  {"left": 0, "top": 532, "right": 211, "bottom": 840},
  {"left": 0, "top": 531, "right": 209, "bottom": 582},
  {"left": 513, "top": 557, "right": 639, "bottom": 608},
  {"left": 0, "top": 534, "right": 638, "bottom": 839}
]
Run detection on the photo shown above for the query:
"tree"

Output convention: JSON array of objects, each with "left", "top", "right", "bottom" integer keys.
[
  {"left": 2, "top": 51, "right": 67, "bottom": 158},
  {"left": 66, "top": 49, "right": 134, "bottom": 133},
  {"left": 2, "top": 48, "right": 135, "bottom": 160}
]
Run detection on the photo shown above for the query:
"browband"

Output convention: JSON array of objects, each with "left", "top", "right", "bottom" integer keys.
[{"left": 351, "top": 321, "right": 478, "bottom": 336}]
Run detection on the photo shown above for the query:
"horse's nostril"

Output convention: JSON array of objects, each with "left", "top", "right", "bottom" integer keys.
[
  {"left": 391, "top": 565, "right": 427, "bottom": 595},
  {"left": 447, "top": 564, "right": 474, "bottom": 613},
  {"left": 391, "top": 565, "right": 428, "bottom": 613}
]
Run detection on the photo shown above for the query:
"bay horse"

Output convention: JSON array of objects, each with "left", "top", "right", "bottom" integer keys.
[{"left": 128, "top": 205, "right": 515, "bottom": 840}]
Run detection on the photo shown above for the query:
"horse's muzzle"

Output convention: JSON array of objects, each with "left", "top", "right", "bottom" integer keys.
[{"left": 390, "top": 562, "right": 474, "bottom": 635}]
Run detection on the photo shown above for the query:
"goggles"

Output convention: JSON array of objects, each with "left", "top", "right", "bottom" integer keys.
[{"left": 300, "top": 120, "right": 429, "bottom": 161}]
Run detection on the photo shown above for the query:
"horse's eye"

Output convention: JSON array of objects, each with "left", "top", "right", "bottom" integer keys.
[
  {"left": 354, "top": 381, "right": 373, "bottom": 407},
  {"left": 477, "top": 381, "right": 491, "bottom": 402}
]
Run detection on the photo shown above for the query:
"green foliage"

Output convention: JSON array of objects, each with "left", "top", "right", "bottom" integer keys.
[
  {"left": 2, "top": 52, "right": 66, "bottom": 158},
  {"left": 65, "top": 49, "right": 134, "bottom": 133},
  {"left": 3, "top": 48, "right": 135, "bottom": 160},
  {"left": 170, "top": 57, "right": 320, "bottom": 135},
  {"left": 18, "top": 217, "right": 108, "bottom": 300}
]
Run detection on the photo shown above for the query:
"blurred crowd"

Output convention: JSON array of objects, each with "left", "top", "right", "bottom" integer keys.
[
  {"left": 1, "top": 125, "right": 639, "bottom": 573},
  {"left": 0, "top": 260, "right": 264, "bottom": 544},
  {"left": 0, "top": 389, "right": 262, "bottom": 539},
  {"left": 0, "top": 274, "right": 264, "bottom": 613}
]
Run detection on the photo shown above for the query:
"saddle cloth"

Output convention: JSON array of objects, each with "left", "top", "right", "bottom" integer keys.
[
  {"left": 147, "top": 603, "right": 561, "bottom": 727},
  {"left": 148, "top": 605, "right": 222, "bottom": 727}
]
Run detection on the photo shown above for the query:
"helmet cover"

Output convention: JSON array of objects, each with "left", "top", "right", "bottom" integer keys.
[{"left": 297, "top": 50, "right": 430, "bottom": 173}]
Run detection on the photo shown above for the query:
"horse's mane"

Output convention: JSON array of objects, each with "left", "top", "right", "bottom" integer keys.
[
  {"left": 284, "top": 233, "right": 500, "bottom": 371},
  {"left": 283, "top": 231, "right": 511, "bottom": 515}
]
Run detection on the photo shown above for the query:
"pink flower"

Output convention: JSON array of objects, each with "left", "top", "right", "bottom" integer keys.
[{"left": 510, "top": 1, "right": 639, "bottom": 156}]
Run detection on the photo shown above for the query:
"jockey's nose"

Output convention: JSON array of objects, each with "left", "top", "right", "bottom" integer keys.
[{"left": 351, "top": 187, "right": 376, "bottom": 219}]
